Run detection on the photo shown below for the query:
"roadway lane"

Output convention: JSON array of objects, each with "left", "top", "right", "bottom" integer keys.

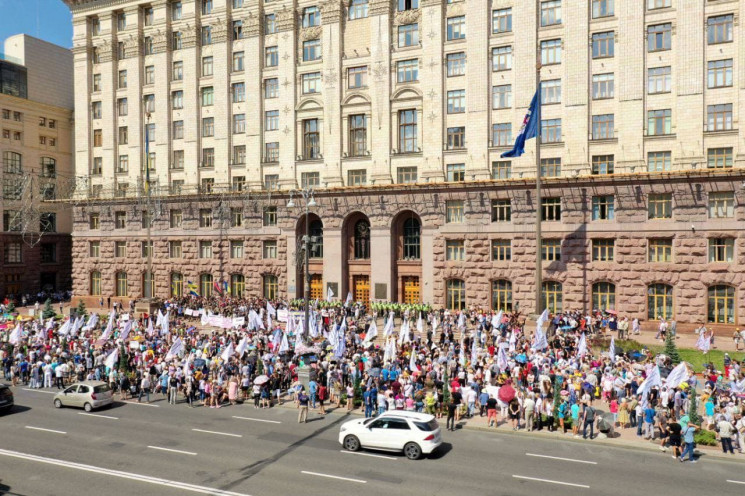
[{"left": 2, "top": 387, "right": 743, "bottom": 496}]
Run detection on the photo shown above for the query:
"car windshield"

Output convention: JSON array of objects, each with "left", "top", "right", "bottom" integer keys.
[
  {"left": 362, "top": 418, "right": 375, "bottom": 426},
  {"left": 413, "top": 420, "right": 439, "bottom": 431},
  {"left": 93, "top": 385, "right": 111, "bottom": 393}
]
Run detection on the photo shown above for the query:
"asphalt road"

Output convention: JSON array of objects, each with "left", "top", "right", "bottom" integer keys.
[{"left": 1, "top": 387, "right": 743, "bottom": 496}]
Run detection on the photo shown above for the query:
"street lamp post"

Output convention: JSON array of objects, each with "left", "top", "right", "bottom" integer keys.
[{"left": 287, "top": 188, "right": 317, "bottom": 338}]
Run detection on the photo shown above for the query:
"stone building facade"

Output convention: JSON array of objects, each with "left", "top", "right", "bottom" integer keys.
[
  {"left": 64, "top": 0, "right": 745, "bottom": 325},
  {"left": 0, "top": 35, "right": 75, "bottom": 299}
]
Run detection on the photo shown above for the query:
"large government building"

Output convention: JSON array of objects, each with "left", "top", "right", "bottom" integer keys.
[
  {"left": 64, "top": 0, "right": 745, "bottom": 326},
  {"left": 0, "top": 35, "right": 74, "bottom": 299}
]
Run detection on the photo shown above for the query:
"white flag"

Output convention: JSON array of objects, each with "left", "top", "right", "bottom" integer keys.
[
  {"left": 409, "top": 348, "right": 419, "bottom": 373},
  {"left": 160, "top": 310, "right": 170, "bottom": 336},
  {"left": 83, "top": 313, "right": 99, "bottom": 332},
  {"left": 665, "top": 362, "right": 691, "bottom": 389},
  {"left": 609, "top": 336, "right": 616, "bottom": 363},
  {"left": 146, "top": 318, "right": 155, "bottom": 337},
  {"left": 8, "top": 325, "right": 21, "bottom": 345},
  {"left": 100, "top": 310, "right": 116, "bottom": 341},
  {"left": 383, "top": 311, "right": 395, "bottom": 338},
  {"left": 637, "top": 365, "right": 662, "bottom": 398},
  {"left": 536, "top": 308, "right": 549, "bottom": 330},
  {"left": 104, "top": 348, "right": 118, "bottom": 370},
  {"left": 57, "top": 319, "right": 72, "bottom": 337},
  {"left": 327, "top": 285, "right": 335, "bottom": 302},
  {"left": 416, "top": 314, "right": 424, "bottom": 333},
  {"left": 166, "top": 337, "right": 184, "bottom": 360},
  {"left": 497, "top": 345, "right": 509, "bottom": 371},
  {"left": 266, "top": 301, "right": 276, "bottom": 317},
  {"left": 457, "top": 312, "right": 466, "bottom": 329},
  {"left": 491, "top": 311, "right": 503, "bottom": 335},
  {"left": 221, "top": 342, "right": 234, "bottom": 362},
  {"left": 45, "top": 318, "right": 55, "bottom": 330},
  {"left": 120, "top": 321, "right": 132, "bottom": 341},
  {"left": 345, "top": 291, "right": 353, "bottom": 306},
  {"left": 363, "top": 320, "right": 378, "bottom": 344},
  {"left": 577, "top": 333, "right": 588, "bottom": 358},
  {"left": 236, "top": 336, "right": 248, "bottom": 357},
  {"left": 279, "top": 333, "right": 289, "bottom": 353}
]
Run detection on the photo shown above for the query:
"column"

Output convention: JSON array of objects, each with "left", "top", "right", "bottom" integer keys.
[
  {"left": 321, "top": 0, "right": 344, "bottom": 186},
  {"left": 369, "top": 0, "right": 393, "bottom": 184},
  {"left": 420, "top": 0, "right": 445, "bottom": 182}
]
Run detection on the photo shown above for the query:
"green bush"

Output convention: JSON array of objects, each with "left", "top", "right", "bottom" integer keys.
[{"left": 694, "top": 429, "right": 718, "bottom": 447}]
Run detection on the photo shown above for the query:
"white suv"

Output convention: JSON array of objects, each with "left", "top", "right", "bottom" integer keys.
[{"left": 339, "top": 411, "right": 442, "bottom": 460}]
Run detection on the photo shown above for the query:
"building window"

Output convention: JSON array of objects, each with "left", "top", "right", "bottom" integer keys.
[
  {"left": 401, "top": 218, "right": 420, "bottom": 259},
  {"left": 92, "top": 74, "right": 101, "bottom": 92},
  {"left": 490, "top": 280, "right": 512, "bottom": 312},
  {"left": 200, "top": 274, "right": 213, "bottom": 298},
  {"left": 303, "top": 119, "right": 320, "bottom": 159},
  {"left": 492, "top": 46, "right": 512, "bottom": 71},
  {"left": 647, "top": 151, "right": 671, "bottom": 172},
  {"left": 349, "top": 0, "right": 369, "bottom": 19},
  {"left": 707, "top": 147, "right": 733, "bottom": 169},
  {"left": 445, "top": 240, "right": 465, "bottom": 261},
  {"left": 492, "top": 161, "right": 511, "bottom": 180},
  {"left": 201, "top": 86, "right": 214, "bottom": 106},
  {"left": 591, "top": 155, "right": 614, "bottom": 175},
  {"left": 592, "top": 239, "right": 615, "bottom": 261},
  {"left": 199, "top": 241, "right": 213, "bottom": 258},
  {"left": 173, "top": 121, "right": 184, "bottom": 139},
  {"left": 116, "top": 155, "right": 129, "bottom": 173},
  {"left": 541, "top": 119, "right": 562, "bottom": 143},
  {"left": 398, "top": 109, "right": 418, "bottom": 152},
  {"left": 348, "top": 114, "right": 367, "bottom": 157},
  {"left": 592, "top": 195, "right": 615, "bottom": 220},
  {"left": 541, "top": 79, "right": 561, "bottom": 104},
  {"left": 3, "top": 242, "right": 21, "bottom": 264},
  {"left": 648, "top": 239, "right": 672, "bottom": 262},
  {"left": 492, "top": 123, "right": 511, "bottom": 146},
  {"left": 647, "top": 23, "right": 671, "bottom": 51},
  {"left": 263, "top": 206, "right": 277, "bottom": 227},
  {"left": 541, "top": 0, "right": 561, "bottom": 26},
  {"left": 115, "top": 272, "right": 128, "bottom": 297},
  {"left": 708, "top": 14, "right": 733, "bottom": 45},
  {"left": 171, "top": 273, "right": 183, "bottom": 297},
  {"left": 648, "top": 193, "right": 672, "bottom": 219},
  {"left": 265, "top": 46, "right": 278, "bottom": 67},
  {"left": 541, "top": 198, "right": 561, "bottom": 221},
  {"left": 201, "top": 56, "right": 213, "bottom": 77},
  {"left": 647, "top": 0, "right": 670, "bottom": 9},
  {"left": 446, "top": 16, "right": 465, "bottom": 41},
  {"left": 169, "top": 209, "right": 183, "bottom": 229},
  {"left": 303, "top": 40, "right": 322, "bottom": 61},
  {"left": 709, "top": 238, "right": 734, "bottom": 263},
  {"left": 446, "top": 279, "right": 466, "bottom": 310},
  {"left": 114, "top": 211, "right": 126, "bottom": 229},
  {"left": 446, "top": 163, "right": 465, "bottom": 182},
  {"left": 301, "top": 172, "right": 320, "bottom": 188},
  {"left": 172, "top": 31, "right": 183, "bottom": 50},
  {"left": 492, "top": 8, "right": 512, "bottom": 33},
  {"left": 398, "top": 23, "right": 419, "bottom": 47},
  {"left": 542, "top": 281, "right": 562, "bottom": 314},
  {"left": 232, "top": 20, "right": 243, "bottom": 40},
  {"left": 173, "top": 61, "right": 183, "bottom": 81},
  {"left": 447, "top": 53, "right": 466, "bottom": 77},
  {"left": 447, "top": 89, "right": 465, "bottom": 113},
  {"left": 353, "top": 219, "right": 370, "bottom": 259},
  {"left": 88, "top": 241, "right": 101, "bottom": 258},
  {"left": 141, "top": 241, "right": 153, "bottom": 258},
  {"left": 707, "top": 104, "right": 733, "bottom": 131},
  {"left": 3, "top": 151, "right": 22, "bottom": 174},
  {"left": 648, "top": 66, "right": 672, "bottom": 94},
  {"left": 302, "top": 72, "right": 322, "bottom": 94},
  {"left": 447, "top": 127, "right": 465, "bottom": 149},
  {"left": 347, "top": 169, "right": 367, "bottom": 186},
  {"left": 263, "top": 275, "right": 278, "bottom": 300},
  {"left": 592, "top": 0, "right": 613, "bottom": 18},
  {"left": 489, "top": 240, "right": 511, "bottom": 262},
  {"left": 232, "top": 51, "right": 244, "bottom": 72},
  {"left": 708, "top": 192, "right": 735, "bottom": 219},
  {"left": 202, "top": 0, "right": 213, "bottom": 14},
  {"left": 233, "top": 145, "right": 246, "bottom": 165},
  {"left": 647, "top": 109, "right": 671, "bottom": 135},
  {"left": 264, "top": 175, "right": 279, "bottom": 190},
  {"left": 230, "top": 274, "right": 245, "bottom": 297},
  {"left": 93, "top": 130, "right": 103, "bottom": 147},
  {"left": 540, "top": 157, "right": 561, "bottom": 177},
  {"left": 264, "top": 142, "right": 279, "bottom": 162},
  {"left": 396, "top": 59, "right": 418, "bottom": 82},
  {"left": 233, "top": 114, "right": 246, "bottom": 134},
  {"left": 592, "top": 282, "right": 615, "bottom": 311},
  {"left": 201, "top": 26, "right": 212, "bottom": 45},
  {"left": 171, "top": 91, "right": 183, "bottom": 110},
  {"left": 262, "top": 240, "right": 278, "bottom": 259},
  {"left": 265, "top": 14, "right": 276, "bottom": 34},
  {"left": 591, "top": 114, "right": 614, "bottom": 140},
  {"left": 89, "top": 213, "right": 100, "bottom": 229},
  {"left": 264, "top": 78, "right": 278, "bottom": 98},
  {"left": 114, "top": 241, "right": 127, "bottom": 258},
  {"left": 199, "top": 208, "right": 212, "bottom": 228},
  {"left": 592, "top": 31, "right": 614, "bottom": 58},
  {"left": 303, "top": 6, "right": 321, "bottom": 27},
  {"left": 172, "top": 2, "right": 182, "bottom": 20},
  {"left": 228, "top": 207, "right": 243, "bottom": 228},
  {"left": 648, "top": 283, "right": 673, "bottom": 320},
  {"left": 708, "top": 285, "right": 735, "bottom": 324},
  {"left": 445, "top": 200, "right": 464, "bottom": 223},
  {"left": 202, "top": 117, "right": 214, "bottom": 137},
  {"left": 229, "top": 241, "right": 243, "bottom": 259},
  {"left": 541, "top": 239, "right": 561, "bottom": 261},
  {"left": 540, "top": 39, "right": 562, "bottom": 65},
  {"left": 144, "top": 37, "right": 154, "bottom": 55},
  {"left": 265, "top": 110, "right": 279, "bottom": 131},
  {"left": 397, "top": 166, "right": 417, "bottom": 184},
  {"left": 397, "top": 0, "right": 419, "bottom": 11},
  {"left": 708, "top": 59, "right": 733, "bottom": 89},
  {"left": 310, "top": 220, "right": 324, "bottom": 258},
  {"left": 90, "top": 271, "right": 101, "bottom": 296},
  {"left": 347, "top": 66, "right": 367, "bottom": 88}
]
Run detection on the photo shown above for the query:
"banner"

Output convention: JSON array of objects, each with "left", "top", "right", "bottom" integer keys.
[{"left": 277, "top": 309, "right": 289, "bottom": 322}]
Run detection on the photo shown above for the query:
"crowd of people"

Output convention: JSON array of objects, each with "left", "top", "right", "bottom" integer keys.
[{"left": 2, "top": 295, "right": 744, "bottom": 462}]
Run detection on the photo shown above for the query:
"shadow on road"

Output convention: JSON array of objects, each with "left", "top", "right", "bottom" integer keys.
[
  {"left": 427, "top": 442, "right": 453, "bottom": 460},
  {"left": 1, "top": 405, "right": 31, "bottom": 416},
  {"left": 0, "top": 478, "right": 26, "bottom": 496}
]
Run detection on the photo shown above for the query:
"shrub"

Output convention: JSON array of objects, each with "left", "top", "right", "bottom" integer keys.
[{"left": 694, "top": 429, "right": 717, "bottom": 447}]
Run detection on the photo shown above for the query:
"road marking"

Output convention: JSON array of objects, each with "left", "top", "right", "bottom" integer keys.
[
  {"left": 340, "top": 450, "right": 397, "bottom": 460},
  {"left": 123, "top": 401, "right": 160, "bottom": 408},
  {"left": 147, "top": 446, "right": 197, "bottom": 456},
  {"left": 22, "top": 388, "right": 56, "bottom": 394},
  {"left": 301, "top": 471, "right": 366, "bottom": 484},
  {"left": 525, "top": 453, "right": 598, "bottom": 465},
  {"left": 232, "top": 416, "right": 282, "bottom": 424},
  {"left": 728, "top": 480, "right": 745, "bottom": 485},
  {"left": 78, "top": 412, "right": 119, "bottom": 420},
  {"left": 25, "top": 426, "right": 66, "bottom": 435},
  {"left": 0, "top": 448, "right": 251, "bottom": 496},
  {"left": 513, "top": 475, "right": 590, "bottom": 489},
  {"left": 191, "top": 428, "right": 243, "bottom": 438}
]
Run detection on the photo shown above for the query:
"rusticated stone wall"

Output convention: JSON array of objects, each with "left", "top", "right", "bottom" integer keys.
[{"left": 0, "top": 233, "right": 72, "bottom": 298}]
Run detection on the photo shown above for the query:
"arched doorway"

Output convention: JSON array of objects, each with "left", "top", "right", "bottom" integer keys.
[
  {"left": 295, "top": 213, "right": 323, "bottom": 300},
  {"left": 342, "top": 212, "right": 371, "bottom": 302},
  {"left": 391, "top": 210, "right": 422, "bottom": 303}
]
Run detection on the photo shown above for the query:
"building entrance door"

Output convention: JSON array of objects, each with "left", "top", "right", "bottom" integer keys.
[
  {"left": 353, "top": 275, "right": 370, "bottom": 303},
  {"left": 402, "top": 276, "right": 420, "bottom": 304}
]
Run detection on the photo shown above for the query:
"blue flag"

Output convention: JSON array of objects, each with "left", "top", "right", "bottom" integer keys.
[{"left": 501, "top": 87, "right": 541, "bottom": 158}]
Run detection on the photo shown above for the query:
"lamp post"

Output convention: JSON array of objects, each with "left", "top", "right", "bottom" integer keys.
[
  {"left": 287, "top": 187, "right": 317, "bottom": 338},
  {"left": 142, "top": 97, "right": 153, "bottom": 301}
]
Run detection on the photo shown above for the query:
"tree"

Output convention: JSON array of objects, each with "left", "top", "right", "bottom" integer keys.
[
  {"left": 75, "top": 299, "right": 88, "bottom": 318},
  {"left": 5, "top": 301, "right": 15, "bottom": 314},
  {"left": 442, "top": 368, "right": 451, "bottom": 406},
  {"left": 41, "top": 299, "right": 55, "bottom": 319},
  {"left": 687, "top": 387, "right": 701, "bottom": 426},
  {"left": 663, "top": 331, "right": 681, "bottom": 365},
  {"left": 118, "top": 343, "right": 128, "bottom": 372},
  {"left": 353, "top": 373, "right": 363, "bottom": 407}
]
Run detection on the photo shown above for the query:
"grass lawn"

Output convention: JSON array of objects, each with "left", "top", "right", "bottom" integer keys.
[{"left": 599, "top": 339, "right": 742, "bottom": 373}]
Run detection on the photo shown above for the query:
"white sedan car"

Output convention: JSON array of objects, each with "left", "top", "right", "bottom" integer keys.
[{"left": 339, "top": 411, "right": 442, "bottom": 460}]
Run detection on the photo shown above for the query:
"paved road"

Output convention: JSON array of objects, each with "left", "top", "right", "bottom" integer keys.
[{"left": 1, "top": 387, "right": 743, "bottom": 496}]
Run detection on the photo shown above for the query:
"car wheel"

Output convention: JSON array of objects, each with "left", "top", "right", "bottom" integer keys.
[
  {"left": 404, "top": 442, "right": 422, "bottom": 460},
  {"left": 83, "top": 402, "right": 92, "bottom": 412},
  {"left": 343, "top": 435, "right": 361, "bottom": 452},
  {"left": 54, "top": 399, "right": 62, "bottom": 409}
]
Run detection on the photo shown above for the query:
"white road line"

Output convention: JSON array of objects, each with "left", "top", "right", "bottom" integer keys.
[
  {"left": 525, "top": 453, "right": 598, "bottom": 465},
  {"left": 0, "top": 448, "right": 251, "bottom": 496},
  {"left": 147, "top": 446, "right": 197, "bottom": 456},
  {"left": 513, "top": 475, "right": 590, "bottom": 489},
  {"left": 191, "top": 428, "right": 243, "bottom": 438},
  {"left": 301, "top": 471, "right": 367, "bottom": 484},
  {"left": 232, "top": 416, "right": 282, "bottom": 424},
  {"left": 339, "top": 450, "right": 397, "bottom": 460},
  {"left": 123, "top": 401, "right": 160, "bottom": 408},
  {"left": 25, "top": 426, "right": 66, "bottom": 435},
  {"left": 78, "top": 412, "right": 119, "bottom": 420},
  {"left": 22, "top": 388, "right": 57, "bottom": 394},
  {"left": 728, "top": 480, "right": 745, "bottom": 485}
]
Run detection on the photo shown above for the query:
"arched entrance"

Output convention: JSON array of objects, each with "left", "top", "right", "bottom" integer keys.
[
  {"left": 295, "top": 213, "right": 324, "bottom": 300},
  {"left": 342, "top": 212, "right": 371, "bottom": 302},
  {"left": 391, "top": 210, "right": 422, "bottom": 303}
]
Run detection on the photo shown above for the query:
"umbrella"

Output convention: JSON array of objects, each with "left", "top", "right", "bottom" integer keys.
[
  {"left": 605, "top": 310, "right": 618, "bottom": 315},
  {"left": 369, "top": 367, "right": 381, "bottom": 378},
  {"left": 498, "top": 384, "right": 516, "bottom": 403},
  {"left": 254, "top": 375, "right": 270, "bottom": 385},
  {"left": 514, "top": 354, "right": 527, "bottom": 364}
]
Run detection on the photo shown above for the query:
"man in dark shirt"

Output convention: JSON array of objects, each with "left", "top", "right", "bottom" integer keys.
[
  {"left": 297, "top": 389, "right": 309, "bottom": 423},
  {"left": 451, "top": 389, "right": 463, "bottom": 423}
]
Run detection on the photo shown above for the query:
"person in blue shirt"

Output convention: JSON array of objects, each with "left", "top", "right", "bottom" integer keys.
[
  {"left": 643, "top": 404, "right": 657, "bottom": 439},
  {"left": 381, "top": 367, "right": 390, "bottom": 382},
  {"left": 479, "top": 389, "right": 489, "bottom": 417},
  {"left": 679, "top": 422, "right": 700, "bottom": 462},
  {"left": 363, "top": 387, "right": 373, "bottom": 418},
  {"left": 308, "top": 380, "right": 318, "bottom": 409}
]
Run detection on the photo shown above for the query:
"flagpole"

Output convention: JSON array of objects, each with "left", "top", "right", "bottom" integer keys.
[
  {"left": 534, "top": 0, "right": 543, "bottom": 318},
  {"left": 144, "top": 100, "right": 153, "bottom": 301}
]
